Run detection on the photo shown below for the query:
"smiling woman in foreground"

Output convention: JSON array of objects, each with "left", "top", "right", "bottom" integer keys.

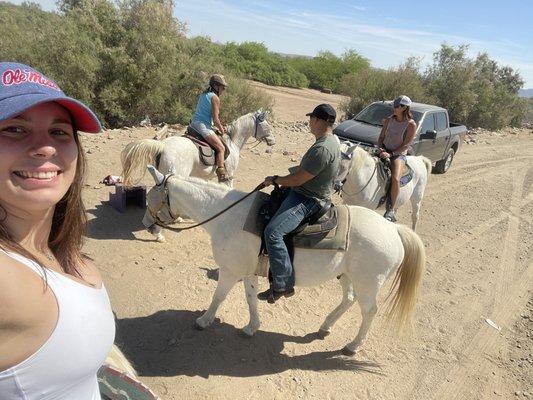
[{"left": 0, "top": 62, "right": 115, "bottom": 400}]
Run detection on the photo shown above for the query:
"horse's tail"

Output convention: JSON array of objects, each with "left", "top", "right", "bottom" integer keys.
[
  {"left": 105, "top": 344, "right": 137, "bottom": 378},
  {"left": 386, "top": 224, "right": 426, "bottom": 331},
  {"left": 121, "top": 139, "right": 165, "bottom": 187},
  {"left": 421, "top": 156, "right": 432, "bottom": 177}
]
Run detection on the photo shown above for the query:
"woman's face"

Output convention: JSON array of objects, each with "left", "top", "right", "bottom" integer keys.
[
  {"left": 393, "top": 104, "right": 406, "bottom": 117},
  {"left": 0, "top": 102, "right": 78, "bottom": 214}
]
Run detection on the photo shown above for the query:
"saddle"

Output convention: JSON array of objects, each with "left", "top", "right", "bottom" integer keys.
[
  {"left": 98, "top": 365, "right": 159, "bottom": 399},
  {"left": 184, "top": 125, "right": 230, "bottom": 166},
  {"left": 243, "top": 187, "right": 351, "bottom": 276},
  {"left": 377, "top": 157, "right": 414, "bottom": 209}
]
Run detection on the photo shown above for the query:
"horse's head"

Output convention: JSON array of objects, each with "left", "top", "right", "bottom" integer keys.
[
  {"left": 253, "top": 109, "right": 276, "bottom": 146},
  {"left": 142, "top": 165, "right": 180, "bottom": 231},
  {"left": 334, "top": 141, "right": 359, "bottom": 192}
]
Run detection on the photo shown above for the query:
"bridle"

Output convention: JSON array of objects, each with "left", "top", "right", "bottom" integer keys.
[
  {"left": 335, "top": 145, "right": 378, "bottom": 197},
  {"left": 147, "top": 173, "right": 181, "bottom": 227},
  {"left": 148, "top": 179, "right": 265, "bottom": 233}
]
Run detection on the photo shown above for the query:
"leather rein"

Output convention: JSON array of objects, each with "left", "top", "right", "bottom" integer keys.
[{"left": 150, "top": 179, "right": 265, "bottom": 233}]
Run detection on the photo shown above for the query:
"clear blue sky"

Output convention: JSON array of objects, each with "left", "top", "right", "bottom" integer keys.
[{"left": 10, "top": 0, "right": 533, "bottom": 88}]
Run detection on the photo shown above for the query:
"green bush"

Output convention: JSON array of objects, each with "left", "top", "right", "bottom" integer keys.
[
  {"left": 340, "top": 57, "right": 433, "bottom": 118},
  {"left": 341, "top": 44, "right": 527, "bottom": 129},
  {"left": 0, "top": 1, "right": 273, "bottom": 128},
  {"left": 524, "top": 98, "right": 533, "bottom": 124},
  {"left": 288, "top": 49, "right": 369, "bottom": 91},
  {"left": 0, "top": 4, "right": 526, "bottom": 130}
]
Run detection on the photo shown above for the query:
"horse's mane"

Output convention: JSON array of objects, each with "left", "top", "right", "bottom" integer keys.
[
  {"left": 170, "top": 175, "right": 241, "bottom": 197},
  {"left": 227, "top": 111, "right": 255, "bottom": 140},
  {"left": 351, "top": 146, "right": 375, "bottom": 172}
]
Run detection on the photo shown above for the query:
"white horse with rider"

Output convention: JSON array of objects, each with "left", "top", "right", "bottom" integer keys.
[
  {"left": 121, "top": 109, "right": 275, "bottom": 240},
  {"left": 335, "top": 141, "right": 432, "bottom": 230},
  {"left": 142, "top": 166, "right": 426, "bottom": 356}
]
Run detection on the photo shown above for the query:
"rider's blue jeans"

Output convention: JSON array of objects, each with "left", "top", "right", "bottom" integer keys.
[{"left": 264, "top": 189, "right": 320, "bottom": 291}]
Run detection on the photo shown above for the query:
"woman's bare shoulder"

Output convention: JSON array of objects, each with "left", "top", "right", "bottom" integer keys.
[
  {"left": 78, "top": 255, "right": 104, "bottom": 286},
  {"left": 0, "top": 252, "right": 42, "bottom": 315}
]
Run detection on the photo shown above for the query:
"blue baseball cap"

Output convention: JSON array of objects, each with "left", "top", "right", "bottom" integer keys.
[{"left": 0, "top": 62, "right": 102, "bottom": 133}]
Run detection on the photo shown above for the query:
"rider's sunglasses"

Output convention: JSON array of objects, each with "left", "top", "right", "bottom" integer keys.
[{"left": 393, "top": 103, "right": 405, "bottom": 108}]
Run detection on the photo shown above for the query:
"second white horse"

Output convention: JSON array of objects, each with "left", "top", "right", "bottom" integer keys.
[{"left": 336, "top": 143, "right": 431, "bottom": 230}]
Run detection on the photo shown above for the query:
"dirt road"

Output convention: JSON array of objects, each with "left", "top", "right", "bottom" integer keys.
[{"left": 81, "top": 83, "right": 532, "bottom": 399}]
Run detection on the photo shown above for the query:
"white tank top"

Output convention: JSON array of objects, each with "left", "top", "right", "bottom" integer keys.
[{"left": 0, "top": 251, "right": 115, "bottom": 400}]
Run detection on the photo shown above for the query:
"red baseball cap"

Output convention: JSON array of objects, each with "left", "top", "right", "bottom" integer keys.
[{"left": 0, "top": 62, "right": 102, "bottom": 133}]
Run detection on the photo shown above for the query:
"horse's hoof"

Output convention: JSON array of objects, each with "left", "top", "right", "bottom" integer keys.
[
  {"left": 316, "top": 329, "right": 330, "bottom": 339},
  {"left": 341, "top": 346, "right": 357, "bottom": 356},
  {"left": 238, "top": 329, "right": 255, "bottom": 338},
  {"left": 156, "top": 236, "right": 166, "bottom": 243},
  {"left": 194, "top": 320, "right": 206, "bottom": 331}
]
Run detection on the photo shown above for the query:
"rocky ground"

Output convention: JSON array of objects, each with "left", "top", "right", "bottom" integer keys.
[{"left": 79, "top": 83, "right": 532, "bottom": 399}]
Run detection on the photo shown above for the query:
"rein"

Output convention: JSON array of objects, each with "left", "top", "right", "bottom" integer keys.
[
  {"left": 339, "top": 160, "right": 378, "bottom": 197},
  {"left": 155, "top": 182, "right": 265, "bottom": 232}
]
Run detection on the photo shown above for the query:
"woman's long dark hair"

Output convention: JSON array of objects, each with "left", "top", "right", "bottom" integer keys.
[
  {"left": 402, "top": 106, "right": 413, "bottom": 121},
  {"left": 0, "top": 130, "right": 88, "bottom": 278}
]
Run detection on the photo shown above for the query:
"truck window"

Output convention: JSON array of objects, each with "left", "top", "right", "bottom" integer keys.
[
  {"left": 436, "top": 112, "right": 448, "bottom": 131},
  {"left": 419, "top": 114, "right": 435, "bottom": 134}
]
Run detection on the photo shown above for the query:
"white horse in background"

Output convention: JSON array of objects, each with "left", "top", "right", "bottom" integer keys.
[
  {"left": 121, "top": 109, "right": 275, "bottom": 188},
  {"left": 142, "top": 167, "right": 426, "bottom": 356},
  {"left": 121, "top": 109, "right": 275, "bottom": 241},
  {"left": 336, "top": 142, "right": 432, "bottom": 230}
]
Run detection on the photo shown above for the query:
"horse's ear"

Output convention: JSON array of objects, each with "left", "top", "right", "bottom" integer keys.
[
  {"left": 147, "top": 165, "right": 164, "bottom": 185},
  {"left": 341, "top": 142, "right": 357, "bottom": 158}
]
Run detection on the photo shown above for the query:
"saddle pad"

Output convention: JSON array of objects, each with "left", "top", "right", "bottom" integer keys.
[
  {"left": 242, "top": 192, "right": 351, "bottom": 251},
  {"left": 377, "top": 159, "right": 414, "bottom": 187},
  {"left": 183, "top": 132, "right": 230, "bottom": 166},
  {"left": 98, "top": 365, "right": 159, "bottom": 400}
]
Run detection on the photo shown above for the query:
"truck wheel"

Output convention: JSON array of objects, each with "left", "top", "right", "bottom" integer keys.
[{"left": 433, "top": 148, "right": 455, "bottom": 174}]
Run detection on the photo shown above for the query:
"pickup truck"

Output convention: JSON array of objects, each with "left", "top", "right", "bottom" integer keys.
[{"left": 333, "top": 101, "right": 467, "bottom": 173}]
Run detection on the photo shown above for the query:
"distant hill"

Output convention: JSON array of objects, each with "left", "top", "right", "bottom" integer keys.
[
  {"left": 519, "top": 88, "right": 533, "bottom": 98},
  {"left": 275, "top": 52, "right": 312, "bottom": 59}
]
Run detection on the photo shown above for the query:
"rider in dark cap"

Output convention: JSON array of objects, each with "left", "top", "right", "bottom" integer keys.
[{"left": 258, "top": 103, "right": 340, "bottom": 303}]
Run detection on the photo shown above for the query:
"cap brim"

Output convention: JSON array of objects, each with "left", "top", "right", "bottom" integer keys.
[
  {"left": 305, "top": 112, "right": 313, "bottom": 116},
  {"left": 0, "top": 93, "right": 102, "bottom": 133}
]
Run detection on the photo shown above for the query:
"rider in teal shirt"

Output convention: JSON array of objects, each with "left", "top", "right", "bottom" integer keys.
[{"left": 190, "top": 74, "right": 229, "bottom": 182}]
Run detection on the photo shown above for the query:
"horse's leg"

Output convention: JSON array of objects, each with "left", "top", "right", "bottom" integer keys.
[
  {"left": 342, "top": 291, "right": 378, "bottom": 356},
  {"left": 410, "top": 183, "right": 425, "bottom": 231},
  {"left": 242, "top": 275, "right": 260, "bottom": 337},
  {"left": 148, "top": 224, "right": 166, "bottom": 243},
  {"left": 195, "top": 268, "right": 240, "bottom": 329},
  {"left": 318, "top": 274, "right": 356, "bottom": 337},
  {"left": 410, "top": 195, "right": 421, "bottom": 231}
]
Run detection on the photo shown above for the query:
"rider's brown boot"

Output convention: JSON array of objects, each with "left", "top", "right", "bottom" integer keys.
[{"left": 216, "top": 166, "right": 230, "bottom": 183}]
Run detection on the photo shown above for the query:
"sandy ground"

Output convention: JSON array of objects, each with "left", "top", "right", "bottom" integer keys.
[{"left": 80, "top": 83, "right": 532, "bottom": 400}]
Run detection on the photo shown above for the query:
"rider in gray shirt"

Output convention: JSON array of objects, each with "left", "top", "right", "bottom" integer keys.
[
  {"left": 295, "top": 133, "right": 340, "bottom": 205},
  {"left": 258, "top": 104, "right": 340, "bottom": 303}
]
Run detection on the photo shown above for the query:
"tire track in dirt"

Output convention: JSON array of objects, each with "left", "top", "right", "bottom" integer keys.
[
  {"left": 452, "top": 154, "right": 533, "bottom": 172},
  {"left": 427, "top": 158, "right": 530, "bottom": 199},
  {"left": 430, "top": 261, "right": 533, "bottom": 400},
  {"left": 493, "top": 170, "right": 527, "bottom": 300},
  {"left": 425, "top": 168, "right": 532, "bottom": 400},
  {"left": 430, "top": 178, "right": 532, "bottom": 264}
]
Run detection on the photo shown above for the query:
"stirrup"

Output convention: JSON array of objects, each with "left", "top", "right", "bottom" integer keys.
[
  {"left": 216, "top": 167, "right": 230, "bottom": 182},
  {"left": 383, "top": 210, "right": 397, "bottom": 222}
]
